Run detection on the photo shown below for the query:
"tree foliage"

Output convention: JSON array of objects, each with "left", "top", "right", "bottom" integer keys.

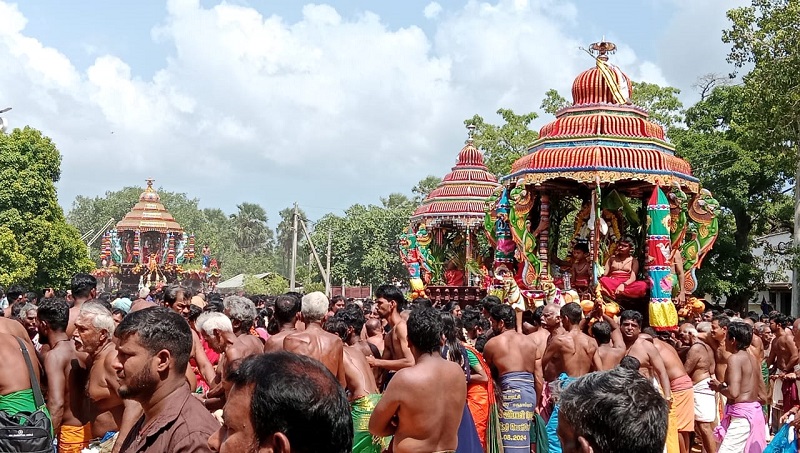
[
  {"left": 67, "top": 187, "right": 275, "bottom": 279},
  {"left": 630, "top": 82, "right": 684, "bottom": 129},
  {"left": 540, "top": 89, "right": 570, "bottom": 115},
  {"left": 0, "top": 127, "right": 93, "bottom": 289},
  {"left": 540, "top": 82, "right": 683, "bottom": 129},
  {"left": 719, "top": 0, "right": 800, "bottom": 308},
  {"left": 310, "top": 203, "right": 413, "bottom": 286},
  {"left": 412, "top": 175, "right": 442, "bottom": 204},
  {"left": 463, "top": 109, "right": 539, "bottom": 177},
  {"left": 724, "top": 0, "right": 800, "bottom": 146},
  {"left": 672, "top": 83, "right": 793, "bottom": 309}
]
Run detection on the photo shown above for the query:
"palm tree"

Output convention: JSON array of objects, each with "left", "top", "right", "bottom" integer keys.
[{"left": 230, "top": 203, "right": 270, "bottom": 254}]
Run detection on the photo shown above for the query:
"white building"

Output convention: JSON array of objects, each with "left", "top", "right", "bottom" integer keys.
[{"left": 752, "top": 231, "right": 792, "bottom": 314}]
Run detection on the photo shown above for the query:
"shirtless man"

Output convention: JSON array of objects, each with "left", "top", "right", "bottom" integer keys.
[
  {"left": 591, "top": 313, "right": 626, "bottom": 371},
  {"left": 73, "top": 302, "right": 137, "bottom": 452},
  {"left": 325, "top": 316, "right": 387, "bottom": 450},
  {"left": 679, "top": 323, "right": 717, "bottom": 453},
  {"left": 284, "top": 292, "right": 346, "bottom": 387},
  {"left": 369, "top": 307, "right": 465, "bottom": 453},
  {"left": 526, "top": 306, "right": 550, "bottom": 400},
  {"left": 483, "top": 304, "right": 541, "bottom": 451},
  {"left": 543, "top": 302, "right": 597, "bottom": 379},
  {"left": 705, "top": 315, "right": 732, "bottom": 383},
  {"left": 262, "top": 294, "right": 301, "bottom": 352},
  {"left": 541, "top": 303, "right": 565, "bottom": 383},
  {"left": 651, "top": 332, "right": 695, "bottom": 453},
  {"left": 619, "top": 310, "right": 671, "bottom": 401},
  {"left": 162, "top": 285, "right": 215, "bottom": 388},
  {"left": 366, "top": 285, "right": 415, "bottom": 388},
  {"left": 0, "top": 316, "right": 36, "bottom": 350},
  {"left": 542, "top": 302, "right": 597, "bottom": 451},
  {"left": 324, "top": 318, "right": 379, "bottom": 398},
  {"left": 196, "top": 311, "right": 265, "bottom": 410},
  {"left": 336, "top": 305, "right": 381, "bottom": 383},
  {"left": 767, "top": 313, "right": 799, "bottom": 423},
  {"left": 337, "top": 305, "right": 379, "bottom": 358},
  {"left": 222, "top": 295, "right": 261, "bottom": 342},
  {"left": 66, "top": 273, "right": 96, "bottom": 336},
  {"left": 365, "top": 319, "right": 385, "bottom": 356},
  {"left": 0, "top": 331, "right": 43, "bottom": 445},
  {"left": 37, "top": 298, "right": 92, "bottom": 452},
  {"left": 709, "top": 321, "right": 766, "bottom": 451}
]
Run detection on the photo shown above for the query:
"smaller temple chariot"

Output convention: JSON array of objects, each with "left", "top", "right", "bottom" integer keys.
[
  {"left": 95, "top": 180, "right": 220, "bottom": 293},
  {"left": 402, "top": 128, "right": 499, "bottom": 305}
]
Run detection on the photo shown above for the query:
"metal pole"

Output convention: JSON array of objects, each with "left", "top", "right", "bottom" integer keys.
[
  {"left": 289, "top": 202, "right": 298, "bottom": 291},
  {"left": 326, "top": 230, "right": 332, "bottom": 297}
]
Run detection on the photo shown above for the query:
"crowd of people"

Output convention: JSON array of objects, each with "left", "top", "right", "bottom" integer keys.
[{"left": 0, "top": 273, "right": 793, "bottom": 453}]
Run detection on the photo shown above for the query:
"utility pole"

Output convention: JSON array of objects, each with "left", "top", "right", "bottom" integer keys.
[
  {"left": 298, "top": 219, "right": 329, "bottom": 291},
  {"left": 289, "top": 202, "right": 298, "bottom": 291},
  {"left": 325, "top": 230, "right": 332, "bottom": 297}
]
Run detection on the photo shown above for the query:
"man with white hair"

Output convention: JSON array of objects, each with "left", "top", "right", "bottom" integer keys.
[
  {"left": 679, "top": 322, "right": 717, "bottom": 452},
  {"left": 73, "top": 301, "right": 137, "bottom": 451},
  {"left": 195, "top": 311, "right": 263, "bottom": 410},
  {"left": 284, "top": 291, "right": 346, "bottom": 387}
]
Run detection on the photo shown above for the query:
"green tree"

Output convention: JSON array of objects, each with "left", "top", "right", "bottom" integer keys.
[
  {"left": 463, "top": 109, "right": 539, "bottom": 177},
  {"left": 411, "top": 175, "right": 442, "bottom": 204},
  {"left": 671, "top": 84, "right": 793, "bottom": 309},
  {"left": 540, "top": 89, "right": 570, "bottom": 115},
  {"left": 380, "top": 193, "right": 414, "bottom": 210},
  {"left": 0, "top": 226, "right": 35, "bottom": 287},
  {"left": 630, "top": 82, "right": 684, "bottom": 129},
  {"left": 243, "top": 274, "right": 270, "bottom": 294},
  {"left": 724, "top": 0, "right": 800, "bottom": 310},
  {"left": 230, "top": 202, "right": 273, "bottom": 254},
  {"left": 311, "top": 202, "right": 413, "bottom": 286},
  {"left": 263, "top": 274, "right": 289, "bottom": 295},
  {"left": 540, "top": 82, "right": 683, "bottom": 129},
  {"left": 0, "top": 127, "right": 93, "bottom": 288}
]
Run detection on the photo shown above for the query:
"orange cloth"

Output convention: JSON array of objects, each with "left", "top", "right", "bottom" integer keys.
[
  {"left": 58, "top": 422, "right": 92, "bottom": 453},
  {"left": 666, "top": 377, "right": 695, "bottom": 453},
  {"left": 464, "top": 344, "right": 491, "bottom": 451}
]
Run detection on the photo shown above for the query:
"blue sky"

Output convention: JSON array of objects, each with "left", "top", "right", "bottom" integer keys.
[{"left": 1, "top": 0, "right": 744, "bottom": 224}]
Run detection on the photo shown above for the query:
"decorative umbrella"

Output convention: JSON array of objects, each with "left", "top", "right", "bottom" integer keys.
[{"left": 646, "top": 186, "right": 678, "bottom": 331}]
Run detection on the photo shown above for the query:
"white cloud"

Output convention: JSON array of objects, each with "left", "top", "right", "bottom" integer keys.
[
  {"left": 656, "top": 0, "right": 749, "bottom": 102},
  {"left": 423, "top": 2, "right": 443, "bottom": 19},
  {"left": 0, "top": 0, "right": 680, "bottom": 219}
]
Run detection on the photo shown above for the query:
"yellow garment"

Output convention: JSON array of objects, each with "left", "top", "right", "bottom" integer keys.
[
  {"left": 58, "top": 422, "right": 92, "bottom": 453},
  {"left": 596, "top": 58, "right": 628, "bottom": 104},
  {"left": 649, "top": 300, "right": 678, "bottom": 331}
]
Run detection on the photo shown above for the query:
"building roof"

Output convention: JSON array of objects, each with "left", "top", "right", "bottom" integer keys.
[
  {"left": 116, "top": 179, "right": 184, "bottom": 233},
  {"left": 410, "top": 134, "right": 500, "bottom": 230},
  {"left": 507, "top": 41, "right": 699, "bottom": 194}
]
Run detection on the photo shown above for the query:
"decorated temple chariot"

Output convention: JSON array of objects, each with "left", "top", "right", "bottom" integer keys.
[
  {"left": 401, "top": 127, "right": 499, "bottom": 305},
  {"left": 405, "top": 41, "right": 719, "bottom": 331},
  {"left": 93, "top": 179, "right": 220, "bottom": 293}
]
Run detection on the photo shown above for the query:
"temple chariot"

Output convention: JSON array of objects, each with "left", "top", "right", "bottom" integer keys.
[
  {"left": 402, "top": 129, "right": 499, "bottom": 305},
  {"left": 404, "top": 41, "right": 719, "bottom": 330},
  {"left": 94, "top": 180, "right": 220, "bottom": 293}
]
